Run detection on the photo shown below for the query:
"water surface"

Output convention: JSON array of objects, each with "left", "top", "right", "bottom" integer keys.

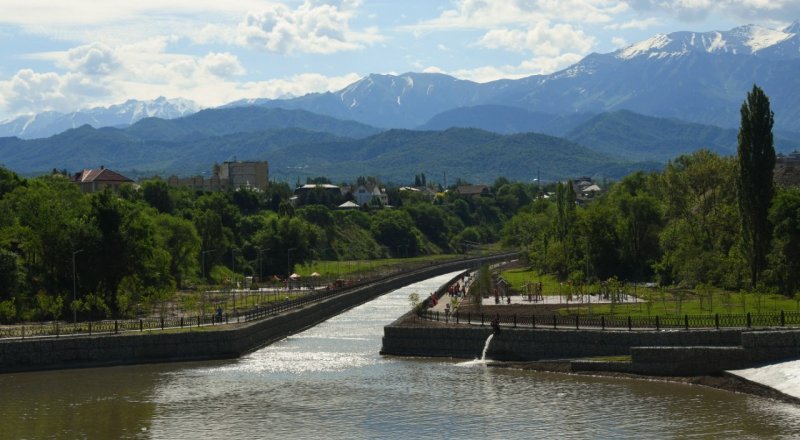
[{"left": 2, "top": 272, "right": 799, "bottom": 439}]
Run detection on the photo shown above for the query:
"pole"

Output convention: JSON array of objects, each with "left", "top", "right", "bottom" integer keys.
[
  {"left": 72, "top": 249, "right": 84, "bottom": 324},
  {"left": 201, "top": 249, "right": 215, "bottom": 281},
  {"left": 287, "top": 248, "right": 295, "bottom": 291},
  {"left": 258, "top": 248, "right": 269, "bottom": 284},
  {"left": 231, "top": 248, "right": 239, "bottom": 311}
]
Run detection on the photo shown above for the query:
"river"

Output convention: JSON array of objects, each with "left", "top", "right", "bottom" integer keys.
[{"left": 2, "top": 272, "right": 799, "bottom": 439}]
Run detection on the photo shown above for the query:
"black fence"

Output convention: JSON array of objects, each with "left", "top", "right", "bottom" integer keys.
[
  {"left": 0, "top": 284, "right": 355, "bottom": 340},
  {"left": 0, "top": 251, "right": 520, "bottom": 341},
  {"left": 417, "top": 309, "right": 800, "bottom": 330}
]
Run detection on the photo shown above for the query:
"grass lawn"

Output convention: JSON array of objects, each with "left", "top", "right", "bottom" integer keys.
[
  {"left": 499, "top": 267, "right": 800, "bottom": 317},
  {"left": 296, "top": 253, "right": 466, "bottom": 279}
]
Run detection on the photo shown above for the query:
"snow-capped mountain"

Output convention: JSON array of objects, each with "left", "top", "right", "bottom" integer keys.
[
  {"left": 0, "top": 97, "right": 201, "bottom": 139},
  {"left": 230, "top": 21, "right": 800, "bottom": 133},
  {"left": 616, "top": 21, "right": 800, "bottom": 60},
  {"left": 241, "top": 72, "right": 489, "bottom": 129}
]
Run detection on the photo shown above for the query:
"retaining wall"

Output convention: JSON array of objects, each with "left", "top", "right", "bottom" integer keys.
[
  {"left": 381, "top": 324, "right": 800, "bottom": 376},
  {"left": 0, "top": 253, "right": 514, "bottom": 373}
]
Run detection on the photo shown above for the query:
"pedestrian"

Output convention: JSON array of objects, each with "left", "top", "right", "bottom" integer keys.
[{"left": 491, "top": 314, "right": 501, "bottom": 334}]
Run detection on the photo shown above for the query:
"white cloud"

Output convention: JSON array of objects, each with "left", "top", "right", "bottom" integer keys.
[
  {"left": 612, "top": 36, "right": 629, "bottom": 47},
  {"left": 201, "top": 52, "right": 246, "bottom": 78},
  {"left": 623, "top": 0, "right": 800, "bottom": 22},
  {"left": 604, "top": 17, "right": 660, "bottom": 30},
  {"left": 405, "top": 0, "right": 629, "bottom": 32},
  {"left": 477, "top": 22, "right": 595, "bottom": 56},
  {"left": 446, "top": 51, "right": 585, "bottom": 83},
  {"left": 238, "top": 72, "right": 361, "bottom": 100},
  {"left": 0, "top": 69, "right": 113, "bottom": 115},
  {"left": 236, "top": 0, "right": 383, "bottom": 54},
  {"left": 59, "top": 42, "right": 121, "bottom": 76}
]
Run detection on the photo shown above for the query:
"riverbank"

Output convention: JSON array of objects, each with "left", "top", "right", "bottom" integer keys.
[
  {"left": 382, "top": 308, "right": 800, "bottom": 404},
  {"left": 0, "top": 253, "right": 516, "bottom": 373}
]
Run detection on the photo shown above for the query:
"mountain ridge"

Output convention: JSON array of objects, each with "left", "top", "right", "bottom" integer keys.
[
  {"left": 0, "top": 97, "right": 201, "bottom": 139},
  {"left": 224, "top": 21, "right": 800, "bottom": 132}
]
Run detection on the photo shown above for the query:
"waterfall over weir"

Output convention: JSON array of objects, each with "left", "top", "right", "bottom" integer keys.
[
  {"left": 729, "top": 359, "right": 800, "bottom": 400},
  {"left": 480, "top": 333, "right": 494, "bottom": 360},
  {"left": 457, "top": 333, "right": 494, "bottom": 367}
]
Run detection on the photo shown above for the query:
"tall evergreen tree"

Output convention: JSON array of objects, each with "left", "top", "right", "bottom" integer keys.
[{"left": 736, "top": 85, "right": 776, "bottom": 288}]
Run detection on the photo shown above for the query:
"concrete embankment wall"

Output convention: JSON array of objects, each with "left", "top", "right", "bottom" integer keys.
[
  {"left": 381, "top": 325, "right": 741, "bottom": 360},
  {"left": 0, "top": 254, "right": 513, "bottom": 373},
  {"left": 381, "top": 324, "right": 800, "bottom": 375},
  {"left": 618, "top": 330, "right": 800, "bottom": 375}
]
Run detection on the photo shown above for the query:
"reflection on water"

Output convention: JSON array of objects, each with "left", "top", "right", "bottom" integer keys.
[{"left": 2, "top": 272, "right": 799, "bottom": 439}]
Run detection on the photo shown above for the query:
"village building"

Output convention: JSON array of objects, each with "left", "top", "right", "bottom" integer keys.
[
  {"left": 167, "top": 160, "right": 269, "bottom": 192},
  {"left": 775, "top": 151, "right": 800, "bottom": 188},
  {"left": 342, "top": 183, "right": 389, "bottom": 207},
  {"left": 456, "top": 184, "right": 490, "bottom": 197},
  {"left": 71, "top": 166, "right": 134, "bottom": 193}
]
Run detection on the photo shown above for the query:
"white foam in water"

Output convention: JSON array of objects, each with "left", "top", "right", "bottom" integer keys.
[
  {"left": 729, "top": 359, "right": 800, "bottom": 400},
  {"left": 457, "top": 333, "right": 494, "bottom": 367}
]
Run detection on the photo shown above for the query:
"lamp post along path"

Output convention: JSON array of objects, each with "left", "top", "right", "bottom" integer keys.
[{"left": 72, "top": 249, "right": 84, "bottom": 324}]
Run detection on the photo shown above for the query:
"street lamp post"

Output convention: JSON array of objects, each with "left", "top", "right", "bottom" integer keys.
[
  {"left": 257, "top": 247, "right": 269, "bottom": 304},
  {"left": 231, "top": 248, "right": 239, "bottom": 312},
  {"left": 287, "top": 248, "right": 296, "bottom": 291},
  {"left": 257, "top": 247, "right": 270, "bottom": 283},
  {"left": 201, "top": 249, "right": 215, "bottom": 282},
  {"left": 72, "top": 249, "right": 84, "bottom": 324},
  {"left": 231, "top": 248, "right": 239, "bottom": 284}
]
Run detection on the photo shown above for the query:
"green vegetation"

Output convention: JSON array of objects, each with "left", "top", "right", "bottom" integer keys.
[
  {"left": 0, "top": 167, "right": 523, "bottom": 323},
  {"left": 737, "top": 85, "right": 776, "bottom": 288},
  {"left": 501, "top": 87, "right": 800, "bottom": 308}
]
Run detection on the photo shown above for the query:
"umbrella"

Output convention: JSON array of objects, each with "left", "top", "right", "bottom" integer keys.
[
  {"left": 289, "top": 273, "right": 300, "bottom": 279},
  {"left": 310, "top": 272, "right": 321, "bottom": 277}
]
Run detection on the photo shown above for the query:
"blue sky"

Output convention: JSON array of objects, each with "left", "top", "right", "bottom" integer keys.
[{"left": 0, "top": 0, "right": 797, "bottom": 120}]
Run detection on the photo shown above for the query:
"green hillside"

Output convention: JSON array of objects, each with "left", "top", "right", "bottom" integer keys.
[
  {"left": 266, "top": 128, "right": 657, "bottom": 183},
  {"left": 565, "top": 110, "right": 800, "bottom": 162}
]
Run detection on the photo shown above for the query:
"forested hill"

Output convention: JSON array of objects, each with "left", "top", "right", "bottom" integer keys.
[
  {"left": 0, "top": 121, "right": 656, "bottom": 182},
  {"left": 125, "top": 106, "right": 382, "bottom": 141},
  {"left": 265, "top": 127, "right": 659, "bottom": 183},
  {"left": 0, "top": 125, "right": 348, "bottom": 177},
  {"left": 564, "top": 110, "right": 800, "bottom": 162}
]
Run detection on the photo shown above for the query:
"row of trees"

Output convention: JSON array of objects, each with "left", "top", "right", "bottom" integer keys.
[
  {"left": 0, "top": 169, "right": 531, "bottom": 322},
  {"left": 503, "top": 86, "right": 799, "bottom": 296}
]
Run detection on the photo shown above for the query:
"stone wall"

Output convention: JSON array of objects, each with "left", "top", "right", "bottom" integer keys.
[
  {"left": 382, "top": 325, "right": 742, "bottom": 360},
  {"left": 0, "top": 253, "right": 514, "bottom": 373},
  {"left": 381, "top": 324, "right": 800, "bottom": 375}
]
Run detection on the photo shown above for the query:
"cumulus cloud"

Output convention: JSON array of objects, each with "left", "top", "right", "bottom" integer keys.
[
  {"left": 478, "top": 22, "right": 595, "bottom": 56},
  {"left": 59, "top": 42, "right": 120, "bottom": 75},
  {"left": 624, "top": 0, "right": 800, "bottom": 22},
  {"left": 446, "top": 51, "right": 585, "bottom": 83},
  {"left": 612, "top": 36, "right": 629, "bottom": 47},
  {"left": 0, "top": 69, "right": 113, "bottom": 115},
  {"left": 201, "top": 52, "right": 246, "bottom": 78},
  {"left": 604, "top": 17, "right": 661, "bottom": 30},
  {"left": 406, "top": 0, "right": 629, "bottom": 32},
  {"left": 238, "top": 72, "right": 361, "bottom": 100},
  {"left": 236, "top": 0, "right": 382, "bottom": 54}
]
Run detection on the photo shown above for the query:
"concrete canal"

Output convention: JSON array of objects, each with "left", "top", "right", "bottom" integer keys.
[{"left": 2, "top": 272, "right": 799, "bottom": 439}]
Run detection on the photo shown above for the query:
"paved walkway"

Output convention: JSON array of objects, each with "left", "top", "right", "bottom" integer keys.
[{"left": 427, "top": 272, "right": 644, "bottom": 316}]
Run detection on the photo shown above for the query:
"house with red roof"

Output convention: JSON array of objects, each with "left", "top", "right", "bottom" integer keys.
[{"left": 71, "top": 166, "right": 134, "bottom": 193}]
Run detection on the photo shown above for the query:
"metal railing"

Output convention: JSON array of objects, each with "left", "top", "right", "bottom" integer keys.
[
  {"left": 416, "top": 309, "right": 800, "bottom": 330},
  {"left": 0, "top": 251, "right": 520, "bottom": 340}
]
